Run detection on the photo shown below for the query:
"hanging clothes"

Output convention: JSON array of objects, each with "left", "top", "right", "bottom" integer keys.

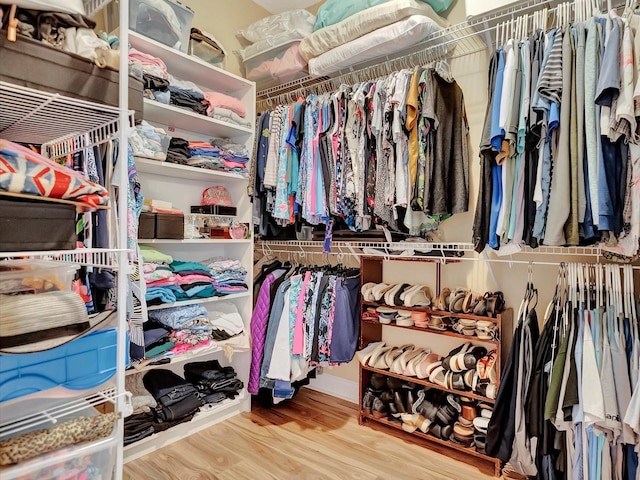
[
  {"left": 473, "top": 6, "right": 640, "bottom": 260},
  {"left": 250, "top": 259, "right": 361, "bottom": 400},
  {"left": 488, "top": 262, "right": 640, "bottom": 480},
  {"left": 252, "top": 67, "right": 470, "bottom": 239}
]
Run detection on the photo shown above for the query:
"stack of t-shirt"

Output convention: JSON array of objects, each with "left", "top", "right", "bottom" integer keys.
[{"left": 207, "top": 258, "right": 248, "bottom": 295}]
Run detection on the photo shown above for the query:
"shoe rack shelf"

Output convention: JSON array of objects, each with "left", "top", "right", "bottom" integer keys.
[
  {"left": 358, "top": 256, "right": 511, "bottom": 477},
  {"left": 362, "top": 413, "right": 501, "bottom": 476},
  {"left": 361, "top": 305, "right": 503, "bottom": 346},
  {"left": 361, "top": 365, "right": 496, "bottom": 404}
]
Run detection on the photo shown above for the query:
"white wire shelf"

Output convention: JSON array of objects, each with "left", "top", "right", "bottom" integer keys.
[
  {"left": 0, "top": 248, "right": 131, "bottom": 268},
  {"left": 0, "top": 387, "right": 130, "bottom": 438},
  {"left": 256, "top": 240, "right": 606, "bottom": 264},
  {"left": 0, "top": 82, "right": 131, "bottom": 155},
  {"left": 42, "top": 112, "right": 135, "bottom": 159}
]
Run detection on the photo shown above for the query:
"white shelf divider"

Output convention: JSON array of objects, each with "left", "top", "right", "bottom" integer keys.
[
  {"left": 135, "top": 156, "right": 248, "bottom": 182},
  {"left": 143, "top": 99, "right": 252, "bottom": 140},
  {"left": 146, "top": 291, "right": 251, "bottom": 311}
]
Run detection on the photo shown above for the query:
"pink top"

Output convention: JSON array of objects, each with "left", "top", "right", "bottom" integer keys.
[{"left": 292, "top": 271, "right": 311, "bottom": 355}]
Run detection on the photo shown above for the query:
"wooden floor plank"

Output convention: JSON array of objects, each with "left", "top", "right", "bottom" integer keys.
[{"left": 124, "top": 388, "right": 496, "bottom": 480}]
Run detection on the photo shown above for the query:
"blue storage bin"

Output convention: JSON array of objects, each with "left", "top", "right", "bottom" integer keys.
[{"left": 0, "top": 329, "right": 117, "bottom": 402}]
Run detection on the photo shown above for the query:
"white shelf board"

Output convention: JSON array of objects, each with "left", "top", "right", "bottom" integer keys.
[
  {"left": 129, "top": 31, "right": 253, "bottom": 96},
  {"left": 126, "top": 339, "right": 250, "bottom": 377},
  {"left": 123, "top": 391, "right": 249, "bottom": 463},
  {"left": 138, "top": 238, "right": 252, "bottom": 245},
  {"left": 143, "top": 99, "right": 252, "bottom": 139},
  {"left": 135, "top": 157, "right": 248, "bottom": 182},
  {"left": 146, "top": 291, "right": 251, "bottom": 311}
]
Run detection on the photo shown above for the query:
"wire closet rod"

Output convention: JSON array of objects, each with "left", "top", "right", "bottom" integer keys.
[
  {"left": 262, "top": 247, "right": 640, "bottom": 269},
  {"left": 257, "top": 241, "right": 640, "bottom": 269},
  {"left": 256, "top": 0, "right": 626, "bottom": 110}
]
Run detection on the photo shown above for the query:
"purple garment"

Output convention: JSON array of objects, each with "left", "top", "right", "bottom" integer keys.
[{"left": 248, "top": 273, "right": 277, "bottom": 394}]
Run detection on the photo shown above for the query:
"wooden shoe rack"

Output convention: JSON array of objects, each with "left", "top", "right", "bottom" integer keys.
[{"left": 357, "top": 256, "right": 513, "bottom": 477}]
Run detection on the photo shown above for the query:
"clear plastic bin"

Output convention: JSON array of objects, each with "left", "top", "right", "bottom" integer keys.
[
  {"left": 0, "top": 260, "right": 78, "bottom": 295},
  {"left": 129, "top": 0, "right": 194, "bottom": 53},
  {"left": 189, "top": 29, "right": 226, "bottom": 69},
  {"left": 242, "top": 40, "right": 307, "bottom": 89},
  {"left": 0, "top": 435, "right": 118, "bottom": 480}
]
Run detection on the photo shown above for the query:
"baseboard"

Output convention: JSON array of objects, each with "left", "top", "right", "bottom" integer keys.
[{"left": 306, "top": 373, "right": 359, "bottom": 404}]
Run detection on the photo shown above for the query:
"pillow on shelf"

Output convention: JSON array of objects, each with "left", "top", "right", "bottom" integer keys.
[
  {"left": 237, "top": 9, "right": 316, "bottom": 44},
  {"left": 313, "top": 0, "right": 453, "bottom": 31}
]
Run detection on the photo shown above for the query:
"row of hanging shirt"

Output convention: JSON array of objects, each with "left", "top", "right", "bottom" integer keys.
[
  {"left": 472, "top": 1, "right": 640, "bottom": 260},
  {"left": 488, "top": 263, "right": 640, "bottom": 480},
  {"left": 248, "top": 259, "right": 360, "bottom": 400},
  {"left": 250, "top": 65, "right": 470, "bottom": 238}
]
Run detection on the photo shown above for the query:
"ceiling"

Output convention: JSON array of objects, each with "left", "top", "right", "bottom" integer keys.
[{"left": 251, "top": 0, "right": 318, "bottom": 13}]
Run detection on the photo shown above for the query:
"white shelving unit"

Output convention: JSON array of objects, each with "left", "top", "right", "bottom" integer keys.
[
  {"left": 126, "top": 29, "right": 256, "bottom": 462},
  {"left": 0, "top": 1, "right": 131, "bottom": 478}
]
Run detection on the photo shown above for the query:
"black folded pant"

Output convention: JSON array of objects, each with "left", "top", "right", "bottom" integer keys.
[
  {"left": 143, "top": 369, "right": 198, "bottom": 406},
  {"left": 184, "top": 360, "right": 236, "bottom": 383}
]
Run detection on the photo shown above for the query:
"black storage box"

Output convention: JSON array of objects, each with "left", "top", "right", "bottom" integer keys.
[
  {"left": 0, "top": 198, "right": 76, "bottom": 251},
  {"left": 0, "top": 31, "right": 144, "bottom": 119},
  {"left": 190, "top": 205, "right": 237, "bottom": 216},
  {"left": 156, "top": 214, "right": 184, "bottom": 239},
  {"left": 138, "top": 212, "right": 156, "bottom": 239}
]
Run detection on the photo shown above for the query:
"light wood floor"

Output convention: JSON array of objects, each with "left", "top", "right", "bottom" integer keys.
[{"left": 123, "top": 388, "right": 496, "bottom": 480}]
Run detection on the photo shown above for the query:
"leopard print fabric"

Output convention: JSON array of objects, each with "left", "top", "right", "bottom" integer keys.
[{"left": 0, "top": 412, "right": 119, "bottom": 465}]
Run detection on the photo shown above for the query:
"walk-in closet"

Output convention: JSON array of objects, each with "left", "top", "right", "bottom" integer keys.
[{"left": 0, "top": 0, "right": 638, "bottom": 479}]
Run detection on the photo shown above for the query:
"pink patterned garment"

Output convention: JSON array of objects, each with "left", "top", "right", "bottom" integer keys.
[{"left": 0, "top": 140, "right": 109, "bottom": 210}]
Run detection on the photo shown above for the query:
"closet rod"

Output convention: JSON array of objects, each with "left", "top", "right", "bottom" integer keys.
[
  {"left": 258, "top": 246, "right": 640, "bottom": 269},
  {"left": 256, "top": 0, "right": 627, "bottom": 111}
]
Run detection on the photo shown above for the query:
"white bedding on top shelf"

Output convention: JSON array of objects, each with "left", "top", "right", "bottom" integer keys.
[
  {"left": 308, "top": 15, "right": 445, "bottom": 77},
  {"left": 299, "top": 0, "right": 448, "bottom": 62},
  {"left": 238, "top": 31, "right": 305, "bottom": 62}
]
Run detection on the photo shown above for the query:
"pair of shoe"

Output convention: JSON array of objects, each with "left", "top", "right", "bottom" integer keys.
[
  {"left": 361, "top": 282, "right": 432, "bottom": 307},
  {"left": 475, "top": 291, "right": 506, "bottom": 317},
  {"left": 441, "top": 343, "right": 488, "bottom": 372}
]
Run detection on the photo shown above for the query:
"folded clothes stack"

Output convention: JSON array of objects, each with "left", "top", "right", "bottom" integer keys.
[
  {"left": 143, "top": 369, "right": 202, "bottom": 423},
  {"left": 164, "top": 137, "right": 249, "bottom": 176},
  {"left": 143, "top": 302, "right": 245, "bottom": 359},
  {"left": 130, "top": 121, "right": 170, "bottom": 160},
  {"left": 184, "top": 360, "right": 244, "bottom": 404},
  {"left": 124, "top": 363, "right": 242, "bottom": 446},
  {"left": 206, "top": 258, "right": 248, "bottom": 295},
  {"left": 183, "top": 138, "right": 250, "bottom": 175},
  {"left": 142, "top": 247, "right": 248, "bottom": 305},
  {"left": 129, "top": 48, "right": 168, "bottom": 79}
]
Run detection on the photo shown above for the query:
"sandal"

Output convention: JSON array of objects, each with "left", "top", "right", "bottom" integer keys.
[
  {"left": 449, "top": 288, "right": 469, "bottom": 313},
  {"left": 485, "top": 291, "right": 505, "bottom": 317},
  {"left": 434, "top": 287, "right": 451, "bottom": 311},
  {"left": 462, "top": 291, "right": 480, "bottom": 314}
]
